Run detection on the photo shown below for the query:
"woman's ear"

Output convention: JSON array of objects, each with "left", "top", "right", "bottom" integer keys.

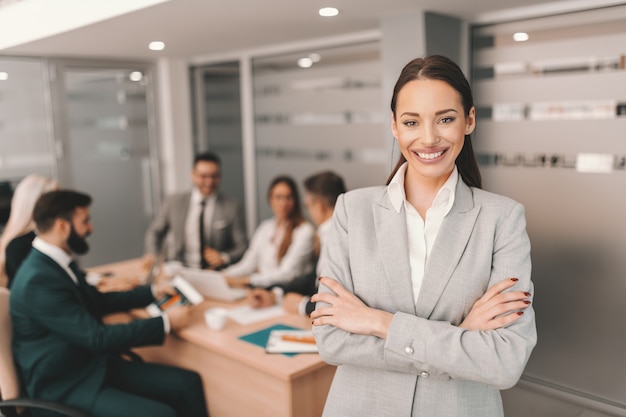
[
  {"left": 390, "top": 112, "right": 399, "bottom": 140},
  {"left": 465, "top": 107, "right": 476, "bottom": 135}
]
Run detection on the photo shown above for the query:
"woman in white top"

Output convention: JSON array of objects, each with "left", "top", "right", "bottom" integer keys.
[{"left": 224, "top": 175, "right": 315, "bottom": 288}]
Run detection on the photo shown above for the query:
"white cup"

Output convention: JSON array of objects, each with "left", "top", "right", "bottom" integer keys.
[{"left": 204, "top": 307, "right": 228, "bottom": 331}]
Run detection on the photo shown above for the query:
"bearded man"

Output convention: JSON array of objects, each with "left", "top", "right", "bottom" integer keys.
[{"left": 9, "top": 190, "right": 209, "bottom": 417}]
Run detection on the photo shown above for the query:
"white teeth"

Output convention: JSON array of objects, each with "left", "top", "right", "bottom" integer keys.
[{"left": 416, "top": 150, "right": 444, "bottom": 160}]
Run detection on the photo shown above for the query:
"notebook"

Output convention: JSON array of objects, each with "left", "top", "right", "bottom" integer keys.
[{"left": 179, "top": 268, "right": 248, "bottom": 301}]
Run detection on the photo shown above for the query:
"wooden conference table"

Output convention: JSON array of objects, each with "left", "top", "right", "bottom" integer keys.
[{"left": 93, "top": 259, "right": 335, "bottom": 417}]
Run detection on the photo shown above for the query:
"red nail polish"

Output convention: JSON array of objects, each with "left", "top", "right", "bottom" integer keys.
[
  {"left": 524, "top": 292, "right": 531, "bottom": 297},
  {"left": 523, "top": 300, "right": 531, "bottom": 305},
  {"left": 511, "top": 278, "right": 519, "bottom": 282},
  {"left": 516, "top": 311, "right": 524, "bottom": 316}
]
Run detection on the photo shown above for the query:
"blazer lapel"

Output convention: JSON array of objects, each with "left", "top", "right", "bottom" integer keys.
[
  {"left": 415, "top": 181, "right": 480, "bottom": 318},
  {"left": 373, "top": 190, "right": 416, "bottom": 315},
  {"left": 33, "top": 250, "right": 84, "bottom": 300},
  {"left": 174, "top": 193, "right": 191, "bottom": 253}
]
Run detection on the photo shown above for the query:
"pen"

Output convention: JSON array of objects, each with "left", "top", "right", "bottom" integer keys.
[{"left": 281, "top": 334, "right": 316, "bottom": 344}]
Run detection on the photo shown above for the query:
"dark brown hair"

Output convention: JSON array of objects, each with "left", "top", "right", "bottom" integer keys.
[
  {"left": 33, "top": 190, "right": 92, "bottom": 233},
  {"left": 267, "top": 175, "right": 305, "bottom": 263},
  {"left": 303, "top": 171, "right": 346, "bottom": 209},
  {"left": 387, "top": 55, "right": 482, "bottom": 189}
]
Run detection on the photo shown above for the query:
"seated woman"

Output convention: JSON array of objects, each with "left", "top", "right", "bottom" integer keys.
[
  {"left": 224, "top": 175, "right": 315, "bottom": 288},
  {"left": 0, "top": 174, "right": 59, "bottom": 288}
]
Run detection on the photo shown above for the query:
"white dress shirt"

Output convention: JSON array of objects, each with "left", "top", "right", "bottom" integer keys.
[
  {"left": 387, "top": 162, "right": 458, "bottom": 304},
  {"left": 32, "top": 237, "right": 78, "bottom": 284},
  {"left": 184, "top": 189, "right": 217, "bottom": 268},
  {"left": 223, "top": 217, "right": 315, "bottom": 287}
]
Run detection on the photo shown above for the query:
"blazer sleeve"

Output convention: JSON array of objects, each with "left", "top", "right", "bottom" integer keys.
[
  {"left": 313, "top": 195, "right": 536, "bottom": 389},
  {"left": 144, "top": 196, "right": 173, "bottom": 255},
  {"left": 26, "top": 274, "right": 164, "bottom": 352},
  {"left": 222, "top": 199, "right": 248, "bottom": 264},
  {"left": 90, "top": 285, "right": 156, "bottom": 315}
]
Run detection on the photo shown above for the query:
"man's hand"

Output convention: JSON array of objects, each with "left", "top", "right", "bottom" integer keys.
[
  {"left": 203, "top": 247, "right": 226, "bottom": 269},
  {"left": 165, "top": 305, "right": 192, "bottom": 332},
  {"left": 247, "top": 288, "right": 276, "bottom": 308},
  {"left": 283, "top": 293, "right": 305, "bottom": 315},
  {"left": 153, "top": 282, "right": 177, "bottom": 300}
]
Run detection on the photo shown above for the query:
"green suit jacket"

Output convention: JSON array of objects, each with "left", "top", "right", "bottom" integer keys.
[{"left": 10, "top": 248, "right": 165, "bottom": 412}]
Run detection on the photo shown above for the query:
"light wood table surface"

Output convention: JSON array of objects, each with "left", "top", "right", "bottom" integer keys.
[{"left": 92, "top": 259, "right": 336, "bottom": 417}]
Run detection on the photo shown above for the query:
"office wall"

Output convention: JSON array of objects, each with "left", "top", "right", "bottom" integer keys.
[
  {"left": 251, "top": 42, "right": 387, "bottom": 221},
  {"left": 0, "top": 57, "right": 55, "bottom": 181},
  {"left": 472, "top": 5, "right": 626, "bottom": 415}
]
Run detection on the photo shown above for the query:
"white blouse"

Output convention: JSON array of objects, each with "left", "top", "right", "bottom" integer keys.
[
  {"left": 387, "top": 163, "right": 458, "bottom": 304},
  {"left": 222, "top": 217, "right": 315, "bottom": 287}
]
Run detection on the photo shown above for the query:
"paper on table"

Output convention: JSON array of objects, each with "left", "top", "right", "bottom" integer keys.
[{"left": 227, "top": 305, "right": 284, "bottom": 325}]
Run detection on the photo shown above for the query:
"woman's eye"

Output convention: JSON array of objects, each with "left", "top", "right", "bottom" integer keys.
[
  {"left": 440, "top": 117, "right": 455, "bottom": 124},
  {"left": 403, "top": 120, "right": 417, "bottom": 127}
]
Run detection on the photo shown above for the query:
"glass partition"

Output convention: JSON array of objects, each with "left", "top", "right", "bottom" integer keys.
[{"left": 252, "top": 41, "right": 387, "bottom": 221}]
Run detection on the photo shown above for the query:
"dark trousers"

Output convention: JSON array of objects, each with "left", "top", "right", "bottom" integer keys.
[{"left": 89, "top": 356, "right": 208, "bottom": 417}]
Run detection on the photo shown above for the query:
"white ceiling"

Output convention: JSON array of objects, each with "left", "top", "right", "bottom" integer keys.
[{"left": 0, "top": 0, "right": 616, "bottom": 61}]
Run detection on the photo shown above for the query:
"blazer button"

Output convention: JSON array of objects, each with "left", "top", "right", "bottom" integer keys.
[
  {"left": 404, "top": 346, "right": 414, "bottom": 355},
  {"left": 420, "top": 371, "right": 430, "bottom": 378}
]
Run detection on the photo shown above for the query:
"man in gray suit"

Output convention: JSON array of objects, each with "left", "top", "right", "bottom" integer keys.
[{"left": 145, "top": 152, "right": 247, "bottom": 269}]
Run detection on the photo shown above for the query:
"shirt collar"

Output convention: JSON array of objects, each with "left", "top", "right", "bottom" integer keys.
[
  {"left": 387, "top": 162, "right": 458, "bottom": 215},
  {"left": 191, "top": 188, "right": 216, "bottom": 204},
  {"left": 32, "top": 236, "right": 73, "bottom": 269}
]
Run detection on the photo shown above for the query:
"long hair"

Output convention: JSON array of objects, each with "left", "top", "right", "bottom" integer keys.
[
  {"left": 267, "top": 175, "right": 305, "bottom": 264},
  {"left": 0, "top": 174, "right": 59, "bottom": 285},
  {"left": 386, "top": 55, "right": 482, "bottom": 189}
]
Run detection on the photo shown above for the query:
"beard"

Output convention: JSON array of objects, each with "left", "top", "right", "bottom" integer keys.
[{"left": 68, "top": 225, "right": 90, "bottom": 255}]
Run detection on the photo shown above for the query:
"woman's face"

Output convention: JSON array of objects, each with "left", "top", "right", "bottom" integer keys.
[
  {"left": 269, "top": 182, "right": 295, "bottom": 222},
  {"left": 391, "top": 79, "right": 475, "bottom": 186}
]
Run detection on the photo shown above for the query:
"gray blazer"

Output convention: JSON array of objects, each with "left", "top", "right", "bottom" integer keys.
[
  {"left": 144, "top": 191, "right": 247, "bottom": 266},
  {"left": 312, "top": 180, "right": 536, "bottom": 417}
]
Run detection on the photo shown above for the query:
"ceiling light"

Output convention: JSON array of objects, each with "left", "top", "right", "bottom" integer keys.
[
  {"left": 298, "top": 58, "right": 313, "bottom": 68},
  {"left": 309, "top": 53, "right": 321, "bottom": 63},
  {"left": 319, "top": 7, "right": 339, "bottom": 17},
  {"left": 513, "top": 32, "right": 529, "bottom": 42},
  {"left": 0, "top": 72, "right": 8, "bottom": 81},
  {"left": 149, "top": 41, "right": 165, "bottom": 51},
  {"left": 129, "top": 71, "right": 143, "bottom": 82}
]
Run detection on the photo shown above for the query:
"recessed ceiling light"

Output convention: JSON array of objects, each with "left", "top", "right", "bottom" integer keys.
[
  {"left": 149, "top": 41, "right": 165, "bottom": 51},
  {"left": 309, "top": 53, "right": 321, "bottom": 63},
  {"left": 129, "top": 71, "right": 143, "bottom": 82},
  {"left": 513, "top": 32, "right": 529, "bottom": 42},
  {"left": 298, "top": 58, "right": 313, "bottom": 68},
  {"left": 0, "top": 72, "right": 8, "bottom": 81},
  {"left": 319, "top": 7, "right": 339, "bottom": 17}
]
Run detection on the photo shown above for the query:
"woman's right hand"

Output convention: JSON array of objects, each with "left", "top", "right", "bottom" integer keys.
[{"left": 459, "top": 278, "right": 531, "bottom": 331}]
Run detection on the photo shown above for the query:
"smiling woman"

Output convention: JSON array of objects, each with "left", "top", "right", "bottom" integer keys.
[{"left": 311, "top": 55, "right": 536, "bottom": 417}]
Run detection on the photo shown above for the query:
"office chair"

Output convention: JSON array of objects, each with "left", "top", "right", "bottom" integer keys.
[{"left": 0, "top": 288, "right": 90, "bottom": 417}]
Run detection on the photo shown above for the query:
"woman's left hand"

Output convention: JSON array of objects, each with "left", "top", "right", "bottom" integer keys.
[{"left": 311, "top": 277, "right": 393, "bottom": 339}]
